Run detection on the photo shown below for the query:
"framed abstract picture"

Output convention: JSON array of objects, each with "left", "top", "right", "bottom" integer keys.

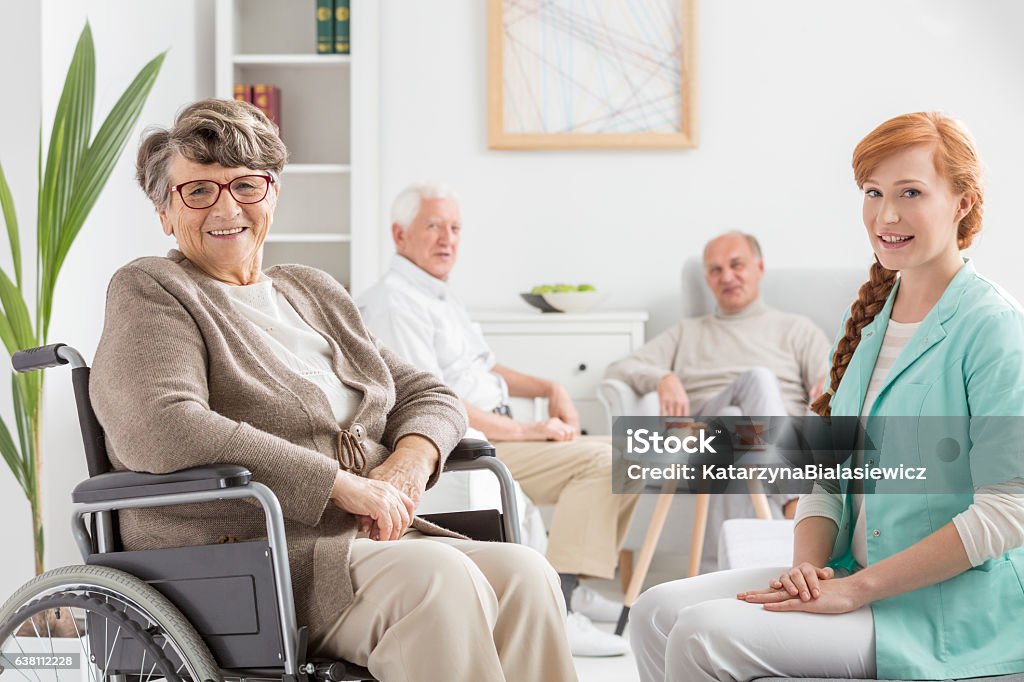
[{"left": 488, "top": 0, "right": 698, "bottom": 149}]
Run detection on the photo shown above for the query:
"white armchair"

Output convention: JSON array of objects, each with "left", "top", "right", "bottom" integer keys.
[
  {"left": 598, "top": 258, "right": 867, "bottom": 422},
  {"left": 602, "top": 258, "right": 867, "bottom": 574}
]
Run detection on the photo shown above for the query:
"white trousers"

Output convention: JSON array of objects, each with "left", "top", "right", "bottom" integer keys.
[{"left": 630, "top": 566, "right": 876, "bottom": 682}]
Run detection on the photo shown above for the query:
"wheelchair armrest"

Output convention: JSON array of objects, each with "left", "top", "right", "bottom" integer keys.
[
  {"left": 444, "top": 438, "right": 495, "bottom": 467},
  {"left": 72, "top": 464, "right": 252, "bottom": 504}
]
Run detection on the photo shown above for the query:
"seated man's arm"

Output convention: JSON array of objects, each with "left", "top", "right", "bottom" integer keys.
[
  {"left": 794, "top": 319, "right": 833, "bottom": 402},
  {"left": 605, "top": 323, "right": 692, "bottom": 415},
  {"left": 492, "top": 364, "right": 579, "bottom": 431},
  {"left": 465, "top": 401, "right": 575, "bottom": 442},
  {"left": 603, "top": 323, "right": 683, "bottom": 396}
]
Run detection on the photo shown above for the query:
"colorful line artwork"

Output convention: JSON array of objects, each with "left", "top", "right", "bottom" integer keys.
[{"left": 489, "top": 0, "right": 697, "bottom": 148}]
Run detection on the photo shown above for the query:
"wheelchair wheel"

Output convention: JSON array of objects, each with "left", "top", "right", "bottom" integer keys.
[{"left": 0, "top": 564, "right": 221, "bottom": 682}]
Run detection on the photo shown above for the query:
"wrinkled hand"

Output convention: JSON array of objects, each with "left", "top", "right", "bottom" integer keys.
[
  {"left": 738, "top": 574, "right": 865, "bottom": 614},
  {"left": 547, "top": 382, "right": 581, "bottom": 432},
  {"left": 737, "top": 563, "right": 835, "bottom": 603},
  {"left": 658, "top": 374, "right": 690, "bottom": 417},
  {"left": 330, "top": 469, "right": 414, "bottom": 541},
  {"left": 367, "top": 448, "right": 433, "bottom": 510},
  {"left": 528, "top": 417, "right": 578, "bottom": 441}
]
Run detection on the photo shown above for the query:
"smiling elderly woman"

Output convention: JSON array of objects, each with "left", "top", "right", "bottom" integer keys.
[{"left": 88, "top": 98, "right": 576, "bottom": 681}]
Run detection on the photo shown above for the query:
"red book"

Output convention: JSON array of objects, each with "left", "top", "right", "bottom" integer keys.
[
  {"left": 233, "top": 83, "right": 252, "bottom": 103},
  {"left": 252, "top": 84, "right": 282, "bottom": 132}
]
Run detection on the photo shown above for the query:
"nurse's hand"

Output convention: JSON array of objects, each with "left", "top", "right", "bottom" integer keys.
[
  {"left": 737, "top": 563, "right": 834, "bottom": 603},
  {"left": 742, "top": 577, "right": 866, "bottom": 614}
]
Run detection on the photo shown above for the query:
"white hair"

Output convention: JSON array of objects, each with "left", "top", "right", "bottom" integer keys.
[{"left": 390, "top": 182, "right": 459, "bottom": 230}]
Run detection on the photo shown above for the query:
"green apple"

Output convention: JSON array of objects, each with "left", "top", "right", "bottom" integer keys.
[
  {"left": 577, "top": 284, "right": 596, "bottom": 292},
  {"left": 552, "top": 284, "right": 576, "bottom": 293},
  {"left": 531, "top": 285, "right": 555, "bottom": 294}
]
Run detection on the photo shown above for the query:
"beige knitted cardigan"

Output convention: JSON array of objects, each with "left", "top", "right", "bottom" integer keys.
[{"left": 90, "top": 250, "right": 467, "bottom": 634}]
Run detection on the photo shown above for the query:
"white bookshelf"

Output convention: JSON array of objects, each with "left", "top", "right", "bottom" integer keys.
[{"left": 214, "top": 0, "right": 380, "bottom": 292}]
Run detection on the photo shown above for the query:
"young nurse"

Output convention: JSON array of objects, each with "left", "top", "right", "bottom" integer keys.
[{"left": 630, "top": 112, "right": 1024, "bottom": 681}]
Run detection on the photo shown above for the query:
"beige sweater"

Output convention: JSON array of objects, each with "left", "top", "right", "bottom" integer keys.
[
  {"left": 605, "top": 299, "right": 830, "bottom": 416},
  {"left": 90, "top": 250, "right": 467, "bottom": 634}
]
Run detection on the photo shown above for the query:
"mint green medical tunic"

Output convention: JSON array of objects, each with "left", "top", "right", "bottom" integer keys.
[{"left": 825, "top": 260, "right": 1024, "bottom": 680}]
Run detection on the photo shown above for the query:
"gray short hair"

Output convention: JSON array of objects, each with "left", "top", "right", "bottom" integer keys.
[
  {"left": 136, "top": 98, "right": 288, "bottom": 208},
  {"left": 705, "top": 231, "right": 763, "bottom": 261},
  {"left": 391, "top": 182, "right": 459, "bottom": 230}
]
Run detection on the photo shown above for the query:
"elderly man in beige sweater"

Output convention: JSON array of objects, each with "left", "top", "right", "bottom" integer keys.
[{"left": 604, "top": 232, "right": 830, "bottom": 571}]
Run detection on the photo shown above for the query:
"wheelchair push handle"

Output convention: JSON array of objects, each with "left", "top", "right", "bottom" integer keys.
[{"left": 12, "top": 343, "right": 87, "bottom": 372}]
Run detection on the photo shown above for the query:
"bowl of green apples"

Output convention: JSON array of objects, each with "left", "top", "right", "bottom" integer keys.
[{"left": 520, "top": 284, "right": 605, "bottom": 313}]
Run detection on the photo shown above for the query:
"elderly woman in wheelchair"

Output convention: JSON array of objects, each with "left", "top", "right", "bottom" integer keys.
[{"left": 0, "top": 98, "right": 576, "bottom": 682}]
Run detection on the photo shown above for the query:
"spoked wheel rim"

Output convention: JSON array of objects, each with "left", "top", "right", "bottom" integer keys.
[{"left": 0, "top": 583, "right": 203, "bottom": 682}]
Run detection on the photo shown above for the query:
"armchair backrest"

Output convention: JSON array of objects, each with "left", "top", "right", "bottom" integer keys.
[{"left": 680, "top": 257, "right": 868, "bottom": 339}]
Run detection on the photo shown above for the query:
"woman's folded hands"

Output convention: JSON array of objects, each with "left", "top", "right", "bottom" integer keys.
[
  {"left": 330, "top": 470, "right": 415, "bottom": 541},
  {"left": 329, "top": 434, "right": 440, "bottom": 541},
  {"left": 736, "top": 562, "right": 866, "bottom": 614}
]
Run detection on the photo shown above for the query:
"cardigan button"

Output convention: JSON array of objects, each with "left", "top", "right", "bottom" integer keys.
[
  {"left": 872, "top": 529, "right": 881, "bottom": 537},
  {"left": 352, "top": 423, "right": 366, "bottom": 439}
]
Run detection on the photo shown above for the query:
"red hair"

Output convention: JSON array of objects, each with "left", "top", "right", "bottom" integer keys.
[{"left": 811, "top": 113, "right": 984, "bottom": 417}]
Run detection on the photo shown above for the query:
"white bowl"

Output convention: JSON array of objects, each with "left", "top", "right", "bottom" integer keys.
[{"left": 541, "top": 291, "right": 606, "bottom": 313}]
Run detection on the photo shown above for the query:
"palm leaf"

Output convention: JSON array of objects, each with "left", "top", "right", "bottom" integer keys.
[
  {"left": 43, "top": 50, "right": 165, "bottom": 337},
  {"left": 39, "top": 24, "right": 94, "bottom": 290},
  {"left": 12, "top": 373, "right": 35, "bottom": 482},
  {"left": 0, "top": 269, "right": 35, "bottom": 352},
  {"left": 0, "top": 411, "right": 24, "bottom": 493},
  {"left": 0, "top": 162, "right": 21, "bottom": 288},
  {"left": 0, "top": 302, "right": 19, "bottom": 356}
]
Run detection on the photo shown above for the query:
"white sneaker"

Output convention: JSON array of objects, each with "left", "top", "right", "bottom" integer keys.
[
  {"left": 571, "top": 585, "right": 623, "bottom": 623},
  {"left": 565, "top": 612, "right": 629, "bottom": 657}
]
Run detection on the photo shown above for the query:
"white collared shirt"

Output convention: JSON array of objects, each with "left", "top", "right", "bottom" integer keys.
[{"left": 357, "top": 255, "right": 509, "bottom": 411}]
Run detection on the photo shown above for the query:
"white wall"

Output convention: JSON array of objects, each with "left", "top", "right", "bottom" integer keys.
[
  {"left": 376, "top": 0, "right": 1024, "bottom": 336},
  {"left": 0, "top": 0, "right": 42, "bottom": 593},
  {"left": 0, "top": 0, "right": 214, "bottom": 593}
]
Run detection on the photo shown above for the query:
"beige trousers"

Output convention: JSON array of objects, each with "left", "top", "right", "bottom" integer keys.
[
  {"left": 311, "top": 530, "right": 578, "bottom": 682},
  {"left": 494, "top": 435, "right": 640, "bottom": 579}
]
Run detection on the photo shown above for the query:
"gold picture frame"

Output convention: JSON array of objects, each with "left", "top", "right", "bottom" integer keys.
[{"left": 488, "top": 0, "right": 698, "bottom": 150}]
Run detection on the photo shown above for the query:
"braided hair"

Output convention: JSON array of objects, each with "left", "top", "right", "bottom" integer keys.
[{"left": 811, "top": 113, "right": 984, "bottom": 417}]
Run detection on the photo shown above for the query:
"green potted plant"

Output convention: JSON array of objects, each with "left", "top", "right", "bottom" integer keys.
[{"left": 0, "top": 23, "right": 164, "bottom": 575}]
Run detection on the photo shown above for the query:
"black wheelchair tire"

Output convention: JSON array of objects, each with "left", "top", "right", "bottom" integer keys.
[{"left": 0, "top": 564, "right": 221, "bottom": 682}]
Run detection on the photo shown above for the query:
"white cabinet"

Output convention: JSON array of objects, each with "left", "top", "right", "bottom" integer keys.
[
  {"left": 214, "top": 0, "right": 380, "bottom": 293},
  {"left": 473, "top": 311, "right": 648, "bottom": 435}
]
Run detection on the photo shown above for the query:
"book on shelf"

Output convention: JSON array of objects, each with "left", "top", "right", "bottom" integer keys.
[
  {"left": 334, "top": 0, "right": 350, "bottom": 54},
  {"left": 314, "top": 0, "right": 351, "bottom": 54},
  {"left": 251, "top": 84, "right": 282, "bottom": 132},
  {"left": 233, "top": 83, "right": 252, "bottom": 103},
  {"left": 316, "top": 0, "right": 333, "bottom": 54}
]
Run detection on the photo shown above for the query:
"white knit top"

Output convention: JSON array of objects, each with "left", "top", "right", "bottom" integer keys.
[
  {"left": 795, "top": 319, "right": 1024, "bottom": 568},
  {"left": 219, "top": 278, "right": 362, "bottom": 428}
]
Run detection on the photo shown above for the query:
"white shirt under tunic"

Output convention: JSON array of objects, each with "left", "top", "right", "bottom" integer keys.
[
  {"left": 219, "top": 278, "right": 362, "bottom": 428},
  {"left": 795, "top": 318, "right": 1024, "bottom": 568}
]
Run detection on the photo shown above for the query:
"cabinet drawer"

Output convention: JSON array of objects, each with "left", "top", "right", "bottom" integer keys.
[{"left": 483, "top": 333, "right": 632, "bottom": 398}]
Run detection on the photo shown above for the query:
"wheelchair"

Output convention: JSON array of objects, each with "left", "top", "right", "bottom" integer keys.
[{"left": 0, "top": 344, "right": 522, "bottom": 682}]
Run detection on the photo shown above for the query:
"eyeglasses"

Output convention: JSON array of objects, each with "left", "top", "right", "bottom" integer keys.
[{"left": 168, "top": 174, "right": 275, "bottom": 210}]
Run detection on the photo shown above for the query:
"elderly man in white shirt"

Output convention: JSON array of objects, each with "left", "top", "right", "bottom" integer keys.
[{"left": 358, "top": 182, "right": 640, "bottom": 658}]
